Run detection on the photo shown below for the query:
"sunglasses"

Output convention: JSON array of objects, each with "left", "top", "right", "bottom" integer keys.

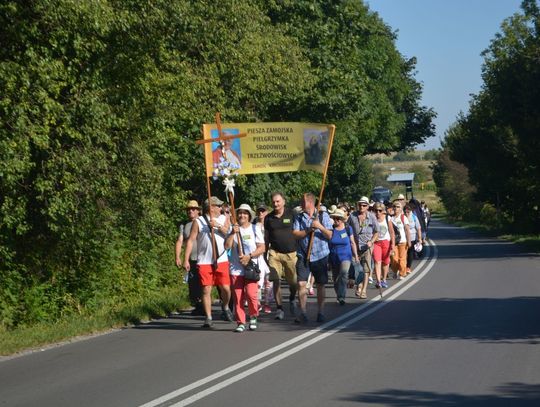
[
  {"left": 359, "top": 204, "right": 368, "bottom": 207},
  {"left": 375, "top": 209, "right": 384, "bottom": 212}
]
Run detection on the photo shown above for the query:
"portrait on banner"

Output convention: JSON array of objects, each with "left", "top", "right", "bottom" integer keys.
[
  {"left": 303, "top": 129, "right": 329, "bottom": 165},
  {"left": 211, "top": 129, "right": 242, "bottom": 169}
]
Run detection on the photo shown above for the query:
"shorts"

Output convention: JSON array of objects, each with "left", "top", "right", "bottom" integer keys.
[
  {"left": 359, "top": 246, "right": 373, "bottom": 274},
  {"left": 198, "top": 261, "right": 231, "bottom": 286},
  {"left": 268, "top": 249, "right": 297, "bottom": 287},
  {"left": 373, "top": 240, "right": 391, "bottom": 265},
  {"left": 296, "top": 255, "right": 329, "bottom": 285}
]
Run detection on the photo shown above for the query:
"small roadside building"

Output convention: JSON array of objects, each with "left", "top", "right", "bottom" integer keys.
[{"left": 386, "top": 172, "right": 415, "bottom": 199}]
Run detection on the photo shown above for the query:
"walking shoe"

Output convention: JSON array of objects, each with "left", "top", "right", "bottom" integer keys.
[
  {"left": 221, "top": 309, "right": 234, "bottom": 322},
  {"left": 263, "top": 304, "right": 272, "bottom": 314},
  {"left": 234, "top": 323, "right": 245, "bottom": 333},
  {"left": 338, "top": 299, "right": 346, "bottom": 306},
  {"left": 316, "top": 313, "right": 325, "bottom": 323},
  {"left": 294, "top": 312, "right": 308, "bottom": 324},
  {"left": 308, "top": 287, "right": 315, "bottom": 296},
  {"left": 289, "top": 300, "right": 297, "bottom": 316},
  {"left": 375, "top": 281, "right": 381, "bottom": 289},
  {"left": 202, "top": 318, "right": 213, "bottom": 329},
  {"left": 381, "top": 280, "right": 388, "bottom": 288},
  {"left": 368, "top": 276, "right": 374, "bottom": 285},
  {"left": 275, "top": 309, "right": 285, "bottom": 320},
  {"left": 397, "top": 275, "right": 403, "bottom": 280},
  {"left": 249, "top": 317, "right": 258, "bottom": 331}
]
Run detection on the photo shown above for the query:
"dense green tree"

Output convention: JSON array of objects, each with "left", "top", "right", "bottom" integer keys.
[
  {"left": 0, "top": 0, "right": 434, "bottom": 328},
  {"left": 444, "top": 0, "right": 540, "bottom": 231}
]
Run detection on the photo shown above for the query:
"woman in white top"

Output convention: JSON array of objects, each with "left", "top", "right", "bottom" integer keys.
[
  {"left": 225, "top": 204, "right": 265, "bottom": 333},
  {"left": 390, "top": 201, "right": 411, "bottom": 280}
]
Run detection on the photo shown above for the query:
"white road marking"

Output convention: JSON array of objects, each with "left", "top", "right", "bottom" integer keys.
[{"left": 139, "top": 240, "right": 438, "bottom": 407}]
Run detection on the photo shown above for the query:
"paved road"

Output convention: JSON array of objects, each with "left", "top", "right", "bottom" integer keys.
[{"left": 1, "top": 218, "right": 539, "bottom": 406}]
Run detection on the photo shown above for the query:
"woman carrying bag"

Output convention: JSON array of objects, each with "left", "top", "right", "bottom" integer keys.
[
  {"left": 225, "top": 204, "right": 265, "bottom": 333},
  {"left": 329, "top": 208, "right": 359, "bottom": 305}
]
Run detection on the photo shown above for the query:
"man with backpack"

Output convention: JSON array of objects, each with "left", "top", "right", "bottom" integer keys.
[
  {"left": 184, "top": 196, "right": 233, "bottom": 328},
  {"left": 292, "top": 193, "right": 333, "bottom": 323}
]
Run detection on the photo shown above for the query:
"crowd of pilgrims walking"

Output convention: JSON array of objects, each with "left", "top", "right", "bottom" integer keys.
[{"left": 175, "top": 192, "right": 431, "bottom": 332}]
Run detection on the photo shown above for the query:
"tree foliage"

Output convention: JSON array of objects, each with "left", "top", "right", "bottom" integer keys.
[
  {"left": 0, "top": 0, "right": 434, "bottom": 328},
  {"left": 439, "top": 0, "right": 540, "bottom": 232}
]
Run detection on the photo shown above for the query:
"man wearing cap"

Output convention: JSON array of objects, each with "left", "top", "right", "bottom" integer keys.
[
  {"left": 292, "top": 192, "right": 333, "bottom": 323},
  {"left": 348, "top": 196, "right": 380, "bottom": 296},
  {"left": 184, "top": 196, "right": 233, "bottom": 328},
  {"left": 264, "top": 192, "right": 298, "bottom": 320},
  {"left": 175, "top": 200, "right": 203, "bottom": 315}
]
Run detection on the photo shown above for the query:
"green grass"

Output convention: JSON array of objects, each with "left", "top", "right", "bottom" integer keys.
[{"left": 0, "top": 286, "right": 190, "bottom": 356}]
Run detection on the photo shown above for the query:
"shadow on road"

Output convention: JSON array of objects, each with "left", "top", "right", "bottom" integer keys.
[
  {"left": 338, "top": 383, "right": 540, "bottom": 406},
  {"left": 341, "top": 296, "right": 540, "bottom": 344}
]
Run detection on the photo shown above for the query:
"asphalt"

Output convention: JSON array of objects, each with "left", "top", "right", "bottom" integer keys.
[{"left": 1, "top": 218, "right": 539, "bottom": 407}]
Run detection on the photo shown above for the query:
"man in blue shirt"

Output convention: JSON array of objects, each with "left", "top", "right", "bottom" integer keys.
[{"left": 293, "top": 193, "right": 333, "bottom": 323}]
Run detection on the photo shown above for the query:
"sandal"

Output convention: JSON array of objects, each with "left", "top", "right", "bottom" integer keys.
[{"left": 360, "top": 292, "right": 367, "bottom": 299}]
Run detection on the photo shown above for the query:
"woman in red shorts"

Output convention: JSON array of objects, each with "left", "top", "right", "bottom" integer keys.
[{"left": 372, "top": 202, "right": 395, "bottom": 291}]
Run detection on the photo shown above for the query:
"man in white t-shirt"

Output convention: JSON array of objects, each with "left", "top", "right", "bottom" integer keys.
[{"left": 184, "top": 196, "right": 232, "bottom": 328}]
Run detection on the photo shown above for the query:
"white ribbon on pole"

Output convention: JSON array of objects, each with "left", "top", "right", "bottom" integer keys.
[{"left": 223, "top": 177, "right": 235, "bottom": 197}]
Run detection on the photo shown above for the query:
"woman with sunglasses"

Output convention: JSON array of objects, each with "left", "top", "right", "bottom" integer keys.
[
  {"left": 372, "top": 202, "right": 396, "bottom": 292},
  {"left": 329, "top": 209, "right": 359, "bottom": 304},
  {"left": 390, "top": 200, "right": 411, "bottom": 280}
]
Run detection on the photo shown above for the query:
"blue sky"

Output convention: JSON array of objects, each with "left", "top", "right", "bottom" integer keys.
[{"left": 367, "top": 0, "right": 524, "bottom": 150}]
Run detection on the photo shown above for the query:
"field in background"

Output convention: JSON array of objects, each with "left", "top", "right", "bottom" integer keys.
[{"left": 369, "top": 151, "right": 443, "bottom": 213}]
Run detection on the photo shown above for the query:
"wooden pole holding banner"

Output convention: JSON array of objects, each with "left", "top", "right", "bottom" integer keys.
[
  {"left": 306, "top": 124, "right": 336, "bottom": 261},
  {"left": 196, "top": 112, "right": 247, "bottom": 263}
]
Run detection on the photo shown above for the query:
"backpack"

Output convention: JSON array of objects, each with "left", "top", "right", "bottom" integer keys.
[{"left": 387, "top": 213, "right": 405, "bottom": 244}]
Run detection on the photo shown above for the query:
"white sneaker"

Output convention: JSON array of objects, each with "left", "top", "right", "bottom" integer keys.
[
  {"left": 249, "top": 317, "right": 258, "bottom": 330},
  {"left": 275, "top": 309, "right": 285, "bottom": 320}
]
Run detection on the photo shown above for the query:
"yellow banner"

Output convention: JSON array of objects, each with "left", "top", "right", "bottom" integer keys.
[{"left": 203, "top": 122, "right": 333, "bottom": 176}]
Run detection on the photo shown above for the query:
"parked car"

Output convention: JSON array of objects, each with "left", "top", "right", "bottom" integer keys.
[{"left": 371, "top": 186, "right": 392, "bottom": 203}]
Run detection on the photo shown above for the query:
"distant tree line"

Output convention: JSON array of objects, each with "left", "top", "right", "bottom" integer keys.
[
  {"left": 433, "top": 0, "right": 540, "bottom": 232},
  {"left": 0, "top": 0, "right": 434, "bottom": 328}
]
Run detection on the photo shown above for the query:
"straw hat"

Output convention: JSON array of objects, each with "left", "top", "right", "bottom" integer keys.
[
  {"left": 185, "top": 200, "right": 201, "bottom": 210},
  {"left": 329, "top": 208, "right": 346, "bottom": 219}
]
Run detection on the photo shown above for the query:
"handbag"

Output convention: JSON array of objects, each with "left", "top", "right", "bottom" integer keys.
[
  {"left": 241, "top": 224, "right": 261, "bottom": 281},
  {"left": 243, "top": 259, "right": 261, "bottom": 281}
]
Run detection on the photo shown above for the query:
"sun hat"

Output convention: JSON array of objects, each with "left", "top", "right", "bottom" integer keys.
[
  {"left": 327, "top": 204, "right": 338, "bottom": 214},
  {"left": 204, "top": 196, "right": 224, "bottom": 207},
  {"left": 397, "top": 193, "right": 405, "bottom": 200},
  {"left": 357, "top": 196, "right": 369, "bottom": 205},
  {"left": 185, "top": 200, "right": 201, "bottom": 210},
  {"left": 329, "top": 208, "right": 346, "bottom": 219},
  {"left": 236, "top": 203, "right": 255, "bottom": 220}
]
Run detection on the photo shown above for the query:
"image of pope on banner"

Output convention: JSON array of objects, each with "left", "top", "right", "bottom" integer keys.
[
  {"left": 303, "top": 129, "right": 329, "bottom": 166},
  {"left": 211, "top": 128, "right": 242, "bottom": 170}
]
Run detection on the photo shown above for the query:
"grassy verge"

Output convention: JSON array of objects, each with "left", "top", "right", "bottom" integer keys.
[
  {"left": 439, "top": 215, "right": 540, "bottom": 253},
  {"left": 0, "top": 286, "right": 190, "bottom": 357}
]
